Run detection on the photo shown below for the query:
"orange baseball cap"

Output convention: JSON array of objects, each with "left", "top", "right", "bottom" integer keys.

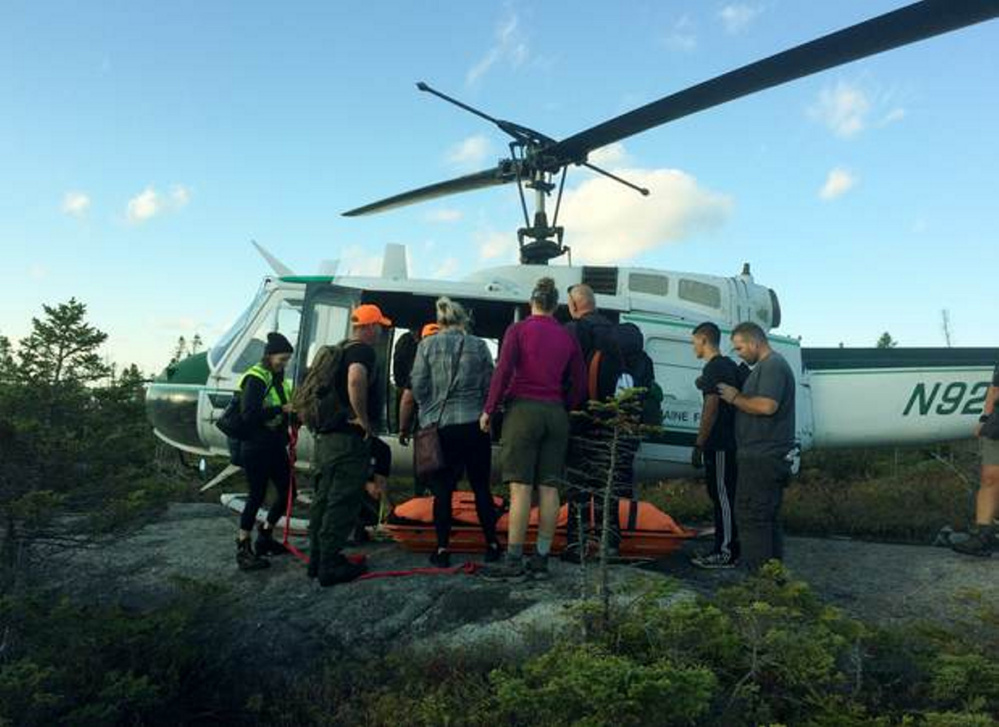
[
  {"left": 421, "top": 323, "right": 440, "bottom": 338},
  {"left": 351, "top": 304, "right": 392, "bottom": 327}
]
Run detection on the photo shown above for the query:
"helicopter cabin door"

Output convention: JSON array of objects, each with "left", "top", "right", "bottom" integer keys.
[{"left": 292, "top": 282, "right": 361, "bottom": 467}]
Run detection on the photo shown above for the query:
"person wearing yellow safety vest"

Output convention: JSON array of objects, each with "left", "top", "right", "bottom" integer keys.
[{"left": 236, "top": 332, "right": 296, "bottom": 571}]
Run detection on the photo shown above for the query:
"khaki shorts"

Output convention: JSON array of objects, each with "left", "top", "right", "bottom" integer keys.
[
  {"left": 501, "top": 399, "right": 569, "bottom": 487},
  {"left": 983, "top": 437, "right": 999, "bottom": 467}
]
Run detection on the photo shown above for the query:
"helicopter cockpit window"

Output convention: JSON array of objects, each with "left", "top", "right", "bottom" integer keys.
[
  {"left": 629, "top": 273, "right": 670, "bottom": 297},
  {"left": 209, "top": 288, "right": 268, "bottom": 370},
  {"left": 229, "top": 298, "right": 303, "bottom": 378},
  {"left": 678, "top": 279, "right": 722, "bottom": 309}
]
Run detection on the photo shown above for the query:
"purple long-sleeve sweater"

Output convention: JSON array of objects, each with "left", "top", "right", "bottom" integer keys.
[{"left": 484, "top": 315, "right": 587, "bottom": 415}]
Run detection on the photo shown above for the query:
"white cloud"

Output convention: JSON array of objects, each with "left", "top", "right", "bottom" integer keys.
[
  {"left": 478, "top": 231, "right": 517, "bottom": 261},
  {"left": 819, "top": 167, "right": 857, "bottom": 200},
  {"left": 809, "top": 81, "right": 871, "bottom": 138},
  {"left": 879, "top": 107, "right": 907, "bottom": 126},
  {"left": 467, "top": 13, "right": 529, "bottom": 85},
  {"left": 28, "top": 264, "right": 48, "bottom": 281},
  {"left": 663, "top": 15, "right": 697, "bottom": 51},
  {"left": 339, "top": 245, "right": 384, "bottom": 277},
  {"left": 61, "top": 191, "right": 91, "bottom": 217},
  {"left": 433, "top": 257, "right": 460, "bottom": 279},
  {"left": 155, "top": 316, "right": 202, "bottom": 332},
  {"left": 127, "top": 187, "right": 162, "bottom": 223},
  {"left": 126, "top": 184, "right": 192, "bottom": 224},
  {"left": 558, "top": 168, "right": 733, "bottom": 264},
  {"left": 171, "top": 184, "right": 191, "bottom": 208},
  {"left": 446, "top": 135, "right": 493, "bottom": 169},
  {"left": 588, "top": 142, "right": 630, "bottom": 167},
  {"left": 425, "top": 208, "right": 463, "bottom": 223},
  {"left": 718, "top": 4, "right": 762, "bottom": 34}
]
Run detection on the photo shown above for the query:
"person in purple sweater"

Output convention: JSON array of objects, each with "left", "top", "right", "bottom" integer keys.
[{"left": 480, "top": 277, "right": 587, "bottom": 579}]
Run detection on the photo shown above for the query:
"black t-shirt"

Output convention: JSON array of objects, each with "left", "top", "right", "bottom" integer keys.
[
  {"left": 699, "top": 354, "right": 741, "bottom": 451},
  {"left": 392, "top": 331, "right": 419, "bottom": 390},
  {"left": 330, "top": 342, "right": 380, "bottom": 434}
]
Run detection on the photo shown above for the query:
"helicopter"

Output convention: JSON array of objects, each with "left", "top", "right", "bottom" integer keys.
[{"left": 147, "top": 0, "right": 999, "bottom": 488}]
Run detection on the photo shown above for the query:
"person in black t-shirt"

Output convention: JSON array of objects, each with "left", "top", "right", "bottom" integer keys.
[
  {"left": 307, "top": 303, "right": 391, "bottom": 587},
  {"left": 690, "top": 322, "right": 741, "bottom": 569}
]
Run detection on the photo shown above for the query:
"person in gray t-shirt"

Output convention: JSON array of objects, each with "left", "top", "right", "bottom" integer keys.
[{"left": 718, "top": 322, "right": 797, "bottom": 571}]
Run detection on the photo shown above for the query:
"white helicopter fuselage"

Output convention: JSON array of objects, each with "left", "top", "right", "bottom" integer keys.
[{"left": 147, "top": 248, "right": 995, "bottom": 481}]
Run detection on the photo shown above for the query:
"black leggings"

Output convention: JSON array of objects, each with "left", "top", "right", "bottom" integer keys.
[
  {"left": 240, "top": 444, "right": 291, "bottom": 532},
  {"left": 431, "top": 422, "right": 498, "bottom": 549}
]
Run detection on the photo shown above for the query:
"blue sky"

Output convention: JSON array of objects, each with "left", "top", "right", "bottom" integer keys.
[{"left": 1, "top": 1, "right": 997, "bottom": 373}]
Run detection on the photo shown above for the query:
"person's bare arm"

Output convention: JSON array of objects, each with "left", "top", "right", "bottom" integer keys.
[
  {"left": 347, "top": 362, "right": 371, "bottom": 436},
  {"left": 399, "top": 388, "right": 416, "bottom": 444},
  {"left": 696, "top": 395, "right": 720, "bottom": 447},
  {"left": 718, "top": 383, "right": 778, "bottom": 416}
]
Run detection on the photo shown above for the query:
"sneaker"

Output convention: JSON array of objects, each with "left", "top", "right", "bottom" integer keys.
[
  {"left": 692, "top": 552, "right": 737, "bottom": 570},
  {"left": 318, "top": 554, "right": 367, "bottom": 587},
  {"left": 256, "top": 526, "right": 289, "bottom": 556},
  {"left": 236, "top": 538, "right": 270, "bottom": 571},
  {"left": 952, "top": 527, "right": 994, "bottom": 558},
  {"left": 526, "top": 553, "right": 550, "bottom": 580},
  {"left": 429, "top": 549, "right": 451, "bottom": 568},
  {"left": 560, "top": 545, "right": 584, "bottom": 564},
  {"left": 484, "top": 543, "right": 502, "bottom": 563},
  {"left": 479, "top": 554, "right": 526, "bottom": 581}
]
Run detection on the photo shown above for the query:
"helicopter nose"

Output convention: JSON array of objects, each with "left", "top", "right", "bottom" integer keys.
[{"left": 145, "top": 381, "right": 204, "bottom": 450}]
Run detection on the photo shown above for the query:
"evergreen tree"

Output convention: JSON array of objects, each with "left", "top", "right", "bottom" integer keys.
[
  {"left": 876, "top": 332, "right": 898, "bottom": 349},
  {"left": 16, "top": 298, "right": 110, "bottom": 387},
  {"left": 171, "top": 335, "right": 188, "bottom": 363},
  {"left": 191, "top": 333, "right": 203, "bottom": 354}
]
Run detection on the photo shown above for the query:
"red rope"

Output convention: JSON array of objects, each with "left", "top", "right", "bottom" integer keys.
[
  {"left": 282, "top": 425, "right": 310, "bottom": 564},
  {"left": 281, "top": 426, "right": 481, "bottom": 581}
]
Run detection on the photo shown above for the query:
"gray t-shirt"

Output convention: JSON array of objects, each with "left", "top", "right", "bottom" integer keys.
[{"left": 735, "top": 351, "right": 796, "bottom": 457}]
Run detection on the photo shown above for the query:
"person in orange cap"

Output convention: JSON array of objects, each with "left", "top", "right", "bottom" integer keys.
[{"left": 297, "top": 302, "right": 392, "bottom": 587}]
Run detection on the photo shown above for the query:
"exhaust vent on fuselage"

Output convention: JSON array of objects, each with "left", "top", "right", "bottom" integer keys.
[{"left": 582, "top": 266, "right": 619, "bottom": 296}]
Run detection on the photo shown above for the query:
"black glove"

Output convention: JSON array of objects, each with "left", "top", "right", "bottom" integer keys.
[{"left": 691, "top": 445, "right": 703, "bottom": 469}]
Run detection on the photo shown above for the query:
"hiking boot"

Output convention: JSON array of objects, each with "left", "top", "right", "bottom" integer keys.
[
  {"left": 256, "top": 525, "right": 289, "bottom": 557},
  {"left": 692, "top": 552, "right": 737, "bottom": 570},
  {"left": 484, "top": 543, "right": 502, "bottom": 563},
  {"left": 952, "top": 527, "right": 995, "bottom": 558},
  {"left": 236, "top": 538, "right": 270, "bottom": 571},
  {"left": 479, "top": 554, "right": 526, "bottom": 581},
  {"left": 526, "top": 553, "right": 550, "bottom": 580},
  {"left": 318, "top": 554, "right": 367, "bottom": 587},
  {"left": 429, "top": 549, "right": 451, "bottom": 568},
  {"left": 307, "top": 551, "right": 320, "bottom": 579}
]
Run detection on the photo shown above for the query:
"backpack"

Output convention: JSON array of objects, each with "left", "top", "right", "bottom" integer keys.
[
  {"left": 216, "top": 378, "right": 275, "bottom": 441},
  {"left": 614, "top": 322, "right": 663, "bottom": 425},
  {"left": 578, "top": 318, "right": 663, "bottom": 424},
  {"left": 298, "top": 340, "right": 360, "bottom": 432},
  {"left": 577, "top": 316, "right": 626, "bottom": 402}
]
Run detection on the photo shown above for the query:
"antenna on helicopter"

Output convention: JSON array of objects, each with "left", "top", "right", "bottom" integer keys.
[
  {"left": 343, "top": 1, "right": 999, "bottom": 266},
  {"left": 251, "top": 239, "right": 296, "bottom": 277}
]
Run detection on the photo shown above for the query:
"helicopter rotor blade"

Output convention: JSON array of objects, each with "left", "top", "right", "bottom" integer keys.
[
  {"left": 550, "top": 0, "right": 999, "bottom": 163},
  {"left": 342, "top": 164, "right": 518, "bottom": 217}
]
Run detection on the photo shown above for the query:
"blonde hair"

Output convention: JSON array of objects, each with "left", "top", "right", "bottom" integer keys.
[
  {"left": 436, "top": 296, "right": 469, "bottom": 329},
  {"left": 531, "top": 277, "right": 558, "bottom": 313}
]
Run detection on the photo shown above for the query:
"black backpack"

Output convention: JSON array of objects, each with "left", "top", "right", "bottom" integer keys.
[
  {"left": 614, "top": 322, "right": 663, "bottom": 425},
  {"left": 216, "top": 378, "right": 274, "bottom": 441}
]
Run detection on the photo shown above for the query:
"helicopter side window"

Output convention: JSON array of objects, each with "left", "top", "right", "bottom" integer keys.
[
  {"left": 209, "top": 287, "right": 268, "bottom": 370},
  {"left": 629, "top": 273, "right": 670, "bottom": 297},
  {"left": 678, "top": 279, "right": 722, "bottom": 309},
  {"left": 230, "top": 298, "right": 303, "bottom": 378}
]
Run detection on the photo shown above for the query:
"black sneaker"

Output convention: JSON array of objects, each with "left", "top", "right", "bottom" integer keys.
[
  {"left": 692, "top": 552, "right": 737, "bottom": 570},
  {"left": 256, "top": 526, "right": 289, "bottom": 556},
  {"left": 480, "top": 554, "right": 526, "bottom": 581},
  {"left": 318, "top": 555, "right": 367, "bottom": 587},
  {"left": 484, "top": 543, "right": 502, "bottom": 563},
  {"left": 429, "top": 549, "right": 451, "bottom": 568},
  {"left": 236, "top": 538, "right": 270, "bottom": 571},
  {"left": 952, "top": 528, "right": 994, "bottom": 558},
  {"left": 560, "top": 545, "right": 584, "bottom": 564},
  {"left": 526, "top": 554, "right": 550, "bottom": 580}
]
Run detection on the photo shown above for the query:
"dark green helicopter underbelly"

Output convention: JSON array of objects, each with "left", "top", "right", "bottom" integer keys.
[{"left": 146, "top": 352, "right": 211, "bottom": 451}]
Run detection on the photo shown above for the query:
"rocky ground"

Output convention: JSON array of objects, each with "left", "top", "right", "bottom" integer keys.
[{"left": 44, "top": 502, "right": 999, "bottom": 673}]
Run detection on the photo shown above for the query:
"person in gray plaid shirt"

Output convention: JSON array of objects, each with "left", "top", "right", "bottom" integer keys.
[{"left": 411, "top": 297, "right": 501, "bottom": 566}]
